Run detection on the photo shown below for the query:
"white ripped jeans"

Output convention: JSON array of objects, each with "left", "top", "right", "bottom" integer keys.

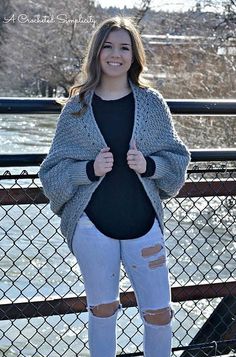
[{"left": 72, "top": 212, "right": 172, "bottom": 357}]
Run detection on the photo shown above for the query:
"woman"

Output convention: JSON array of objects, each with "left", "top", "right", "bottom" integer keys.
[{"left": 39, "top": 16, "right": 190, "bottom": 357}]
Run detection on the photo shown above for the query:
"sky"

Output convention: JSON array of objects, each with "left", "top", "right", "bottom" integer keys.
[{"left": 95, "top": 0, "right": 199, "bottom": 12}]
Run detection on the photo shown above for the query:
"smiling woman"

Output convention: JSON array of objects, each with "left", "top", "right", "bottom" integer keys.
[{"left": 39, "top": 15, "right": 190, "bottom": 357}]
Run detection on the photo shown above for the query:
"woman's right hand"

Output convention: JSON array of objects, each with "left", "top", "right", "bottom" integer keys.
[{"left": 94, "top": 147, "right": 114, "bottom": 177}]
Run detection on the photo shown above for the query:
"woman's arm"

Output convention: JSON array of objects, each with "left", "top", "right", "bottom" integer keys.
[
  {"left": 145, "top": 91, "right": 191, "bottom": 198},
  {"left": 39, "top": 98, "right": 94, "bottom": 215}
]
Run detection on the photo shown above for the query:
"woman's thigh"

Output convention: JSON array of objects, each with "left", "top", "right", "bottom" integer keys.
[
  {"left": 72, "top": 213, "right": 121, "bottom": 307},
  {"left": 121, "top": 219, "right": 171, "bottom": 312}
]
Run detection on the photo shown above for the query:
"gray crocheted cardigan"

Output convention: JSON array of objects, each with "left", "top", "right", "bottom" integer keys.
[{"left": 39, "top": 80, "right": 191, "bottom": 253}]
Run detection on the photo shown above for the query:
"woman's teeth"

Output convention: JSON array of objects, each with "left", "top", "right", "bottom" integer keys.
[{"left": 108, "top": 62, "right": 122, "bottom": 66}]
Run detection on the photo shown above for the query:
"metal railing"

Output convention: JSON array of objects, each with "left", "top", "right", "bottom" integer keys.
[
  {"left": 0, "top": 97, "right": 236, "bottom": 115},
  {"left": 0, "top": 98, "right": 236, "bottom": 357}
]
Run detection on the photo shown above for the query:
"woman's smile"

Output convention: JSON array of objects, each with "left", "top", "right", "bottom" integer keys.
[{"left": 107, "top": 62, "right": 122, "bottom": 66}]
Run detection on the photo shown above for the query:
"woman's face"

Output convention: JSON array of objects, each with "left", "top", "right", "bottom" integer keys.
[{"left": 99, "top": 29, "right": 133, "bottom": 81}]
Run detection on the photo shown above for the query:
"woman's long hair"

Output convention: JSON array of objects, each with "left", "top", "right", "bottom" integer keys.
[{"left": 68, "top": 16, "right": 151, "bottom": 116}]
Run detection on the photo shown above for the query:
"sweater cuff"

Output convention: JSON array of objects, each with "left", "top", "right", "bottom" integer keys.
[
  {"left": 69, "top": 160, "right": 92, "bottom": 185},
  {"left": 148, "top": 155, "right": 170, "bottom": 180},
  {"left": 141, "top": 157, "right": 156, "bottom": 177},
  {"left": 86, "top": 160, "right": 100, "bottom": 182}
]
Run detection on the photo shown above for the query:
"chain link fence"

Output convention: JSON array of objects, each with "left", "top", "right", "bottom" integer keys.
[{"left": 0, "top": 157, "right": 236, "bottom": 357}]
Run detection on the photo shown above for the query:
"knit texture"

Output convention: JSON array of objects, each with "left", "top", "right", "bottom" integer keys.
[{"left": 39, "top": 79, "right": 191, "bottom": 253}]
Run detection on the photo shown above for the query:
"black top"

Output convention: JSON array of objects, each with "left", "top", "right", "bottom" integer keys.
[{"left": 84, "top": 91, "right": 156, "bottom": 239}]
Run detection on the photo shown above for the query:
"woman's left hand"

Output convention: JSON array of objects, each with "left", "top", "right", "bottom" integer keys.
[{"left": 127, "top": 139, "right": 147, "bottom": 174}]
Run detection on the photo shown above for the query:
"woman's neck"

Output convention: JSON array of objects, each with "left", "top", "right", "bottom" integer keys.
[{"left": 95, "top": 77, "right": 131, "bottom": 100}]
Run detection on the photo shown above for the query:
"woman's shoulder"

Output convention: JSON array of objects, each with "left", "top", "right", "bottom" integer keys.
[
  {"left": 54, "top": 94, "right": 84, "bottom": 124},
  {"left": 137, "top": 85, "right": 169, "bottom": 114},
  {"left": 129, "top": 79, "right": 165, "bottom": 103},
  {"left": 51, "top": 94, "right": 83, "bottom": 135},
  {"left": 143, "top": 85, "right": 166, "bottom": 102},
  {"left": 61, "top": 93, "right": 81, "bottom": 111}
]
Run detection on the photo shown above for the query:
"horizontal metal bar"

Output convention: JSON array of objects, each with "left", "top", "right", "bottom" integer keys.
[
  {"left": 118, "top": 339, "right": 236, "bottom": 356},
  {"left": 179, "top": 180, "right": 236, "bottom": 198},
  {"left": 0, "top": 180, "right": 235, "bottom": 206},
  {"left": 0, "top": 281, "right": 235, "bottom": 321},
  {"left": 0, "top": 98, "right": 236, "bottom": 115},
  {"left": 172, "top": 339, "right": 236, "bottom": 352},
  {"left": 168, "top": 99, "right": 236, "bottom": 115},
  {"left": 0, "top": 154, "right": 46, "bottom": 167},
  {"left": 0, "top": 98, "right": 62, "bottom": 114},
  {"left": 0, "top": 173, "right": 38, "bottom": 180},
  {"left": 190, "top": 149, "right": 236, "bottom": 162},
  {"left": 0, "top": 149, "right": 235, "bottom": 168},
  {"left": 0, "top": 187, "right": 47, "bottom": 205},
  {"left": 0, "top": 169, "right": 235, "bottom": 180}
]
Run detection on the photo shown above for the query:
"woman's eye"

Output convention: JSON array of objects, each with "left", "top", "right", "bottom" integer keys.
[{"left": 102, "top": 45, "right": 130, "bottom": 50}]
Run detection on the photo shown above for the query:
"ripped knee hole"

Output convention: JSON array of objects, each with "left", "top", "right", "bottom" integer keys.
[
  {"left": 90, "top": 301, "right": 120, "bottom": 318},
  {"left": 143, "top": 307, "right": 173, "bottom": 325}
]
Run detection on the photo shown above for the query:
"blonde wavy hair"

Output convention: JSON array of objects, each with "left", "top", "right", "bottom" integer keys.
[{"left": 64, "top": 16, "right": 151, "bottom": 116}]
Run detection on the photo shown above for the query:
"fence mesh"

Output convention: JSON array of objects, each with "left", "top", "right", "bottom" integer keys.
[{"left": 0, "top": 160, "right": 236, "bottom": 357}]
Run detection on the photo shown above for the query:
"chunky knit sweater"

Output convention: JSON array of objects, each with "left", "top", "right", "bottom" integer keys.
[{"left": 39, "top": 79, "right": 191, "bottom": 254}]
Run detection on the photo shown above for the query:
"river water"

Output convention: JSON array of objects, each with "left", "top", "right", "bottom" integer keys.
[{"left": 0, "top": 112, "right": 235, "bottom": 356}]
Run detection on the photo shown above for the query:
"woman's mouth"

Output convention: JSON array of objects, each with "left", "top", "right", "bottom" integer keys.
[{"left": 107, "top": 62, "right": 122, "bottom": 66}]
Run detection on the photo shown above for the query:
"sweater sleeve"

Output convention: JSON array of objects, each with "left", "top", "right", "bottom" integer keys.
[
  {"left": 38, "top": 98, "right": 96, "bottom": 215},
  {"left": 86, "top": 160, "right": 100, "bottom": 181},
  {"left": 146, "top": 92, "right": 191, "bottom": 199},
  {"left": 140, "top": 156, "right": 156, "bottom": 177}
]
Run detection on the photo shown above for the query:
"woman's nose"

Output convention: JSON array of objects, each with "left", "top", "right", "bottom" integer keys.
[{"left": 111, "top": 48, "right": 121, "bottom": 57}]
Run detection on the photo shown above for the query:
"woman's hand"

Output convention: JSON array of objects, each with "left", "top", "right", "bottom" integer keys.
[
  {"left": 94, "top": 147, "right": 114, "bottom": 177},
  {"left": 127, "top": 139, "right": 147, "bottom": 174}
]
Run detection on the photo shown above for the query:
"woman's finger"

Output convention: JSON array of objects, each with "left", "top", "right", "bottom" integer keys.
[
  {"left": 127, "top": 149, "right": 137, "bottom": 155},
  {"left": 100, "top": 147, "right": 110, "bottom": 152},
  {"left": 129, "top": 139, "right": 137, "bottom": 150},
  {"left": 102, "top": 152, "right": 113, "bottom": 158}
]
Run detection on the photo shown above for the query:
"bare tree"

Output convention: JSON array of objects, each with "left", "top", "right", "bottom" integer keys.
[
  {"left": 0, "top": 0, "right": 13, "bottom": 69},
  {"left": 137, "top": 2, "right": 236, "bottom": 149},
  {"left": 0, "top": 0, "right": 101, "bottom": 96},
  {"left": 133, "top": 0, "right": 152, "bottom": 32},
  {"left": 200, "top": 0, "right": 235, "bottom": 38}
]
